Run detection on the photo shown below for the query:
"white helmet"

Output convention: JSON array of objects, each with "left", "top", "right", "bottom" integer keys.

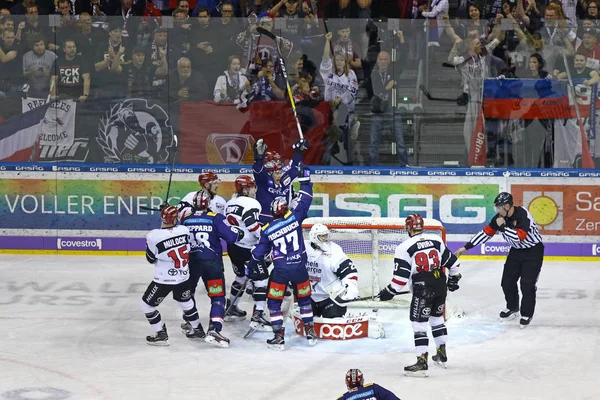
[{"left": 309, "top": 223, "right": 330, "bottom": 250}]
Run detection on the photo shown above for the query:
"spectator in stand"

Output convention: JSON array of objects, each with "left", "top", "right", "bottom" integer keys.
[
  {"left": 22, "top": 34, "right": 56, "bottom": 97},
  {"left": 325, "top": 0, "right": 359, "bottom": 18},
  {"left": 421, "top": 0, "right": 449, "bottom": 46},
  {"left": 192, "top": 0, "right": 240, "bottom": 16},
  {"left": 188, "top": 7, "right": 221, "bottom": 83},
  {"left": 246, "top": 58, "right": 284, "bottom": 101},
  {"left": 75, "top": 0, "right": 110, "bottom": 17},
  {"left": 93, "top": 20, "right": 129, "bottom": 98},
  {"left": 0, "top": 8, "right": 10, "bottom": 16},
  {"left": 147, "top": 28, "right": 170, "bottom": 89},
  {"left": 332, "top": 23, "right": 362, "bottom": 70},
  {"left": 514, "top": 0, "right": 542, "bottom": 32},
  {"left": 213, "top": 55, "right": 249, "bottom": 104},
  {"left": 0, "top": 28, "right": 22, "bottom": 96},
  {"left": 177, "top": 0, "right": 191, "bottom": 15},
  {"left": 73, "top": 12, "right": 108, "bottom": 57},
  {"left": 17, "top": 4, "right": 54, "bottom": 52},
  {"left": 267, "top": 0, "right": 307, "bottom": 37},
  {"left": 553, "top": 52, "right": 600, "bottom": 84},
  {"left": 586, "top": 0, "right": 600, "bottom": 19},
  {"left": 54, "top": 0, "right": 78, "bottom": 52},
  {"left": 540, "top": 3, "right": 577, "bottom": 71},
  {"left": 105, "top": 0, "right": 147, "bottom": 40},
  {"left": 113, "top": 45, "right": 166, "bottom": 97},
  {"left": 526, "top": 53, "right": 549, "bottom": 78},
  {"left": 576, "top": 28, "right": 600, "bottom": 69},
  {"left": 321, "top": 31, "right": 359, "bottom": 164},
  {"left": 369, "top": 49, "right": 409, "bottom": 167},
  {"left": 172, "top": 7, "right": 192, "bottom": 53},
  {"left": 169, "top": 57, "right": 209, "bottom": 101},
  {"left": 455, "top": 4, "right": 489, "bottom": 39},
  {"left": 0, "top": 15, "right": 15, "bottom": 33},
  {"left": 50, "top": 39, "right": 91, "bottom": 102},
  {"left": 135, "top": 15, "right": 159, "bottom": 48}
]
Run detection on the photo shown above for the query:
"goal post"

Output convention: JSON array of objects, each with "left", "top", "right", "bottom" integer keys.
[{"left": 302, "top": 217, "right": 450, "bottom": 310}]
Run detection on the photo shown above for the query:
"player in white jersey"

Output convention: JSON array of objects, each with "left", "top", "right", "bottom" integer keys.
[
  {"left": 141, "top": 206, "right": 205, "bottom": 346},
  {"left": 224, "top": 175, "right": 271, "bottom": 331},
  {"left": 377, "top": 214, "right": 462, "bottom": 376},
  {"left": 178, "top": 171, "right": 227, "bottom": 219},
  {"left": 306, "top": 223, "right": 359, "bottom": 318}
]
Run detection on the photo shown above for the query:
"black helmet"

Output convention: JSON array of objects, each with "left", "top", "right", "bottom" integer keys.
[{"left": 494, "top": 192, "right": 513, "bottom": 207}]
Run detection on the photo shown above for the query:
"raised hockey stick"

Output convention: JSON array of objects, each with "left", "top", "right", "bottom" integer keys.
[
  {"left": 419, "top": 85, "right": 457, "bottom": 102},
  {"left": 140, "top": 135, "right": 179, "bottom": 212},
  {"left": 256, "top": 26, "right": 304, "bottom": 140}
]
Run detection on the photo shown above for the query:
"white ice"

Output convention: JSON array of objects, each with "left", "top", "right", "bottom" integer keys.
[{"left": 0, "top": 255, "right": 599, "bottom": 400}]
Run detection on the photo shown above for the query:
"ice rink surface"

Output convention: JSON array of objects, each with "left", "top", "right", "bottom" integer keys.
[{"left": 1, "top": 255, "right": 599, "bottom": 400}]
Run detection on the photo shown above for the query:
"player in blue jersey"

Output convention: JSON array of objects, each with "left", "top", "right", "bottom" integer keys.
[
  {"left": 180, "top": 191, "right": 244, "bottom": 348},
  {"left": 247, "top": 166, "right": 316, "bottom": 350},
  {"left": 253, "top": 138, "right": 308, "bottom": 224},
  {"left": 338, "top": 369, "right": 400, "bottom": 400}
]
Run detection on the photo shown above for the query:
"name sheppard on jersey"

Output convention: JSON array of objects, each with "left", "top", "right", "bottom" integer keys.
[{"left": 267, "top": 220, "right": 300, "bottom": 241}]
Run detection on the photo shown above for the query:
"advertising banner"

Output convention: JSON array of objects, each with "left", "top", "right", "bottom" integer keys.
[{"left": 511, "top": 184, "right": 600, "bottom": 236}]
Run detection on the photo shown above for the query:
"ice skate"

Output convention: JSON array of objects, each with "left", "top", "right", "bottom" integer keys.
[
  {"left": 244, "top": 308, "right": 272, "bottom": 338},
  {"left": 204, "top": 325, "right": 230, "bottom": 348},
  {"left": 432, "top": 344, "right": 447, "bottom": 369},
  {"left": 499, "top": 308, "right": 520, "bottom": 321},
  {"left": 180, "top": 321, "right": 192, "bottom": 334},
  {"left": 146, "top": 324, "right": 169, "bottom": 346},
  {"left": 266, "top": 329, "right": 285, "bottom": 351},
  {"left": 185, "top": 324, "right": 206, "bottom": 340},
  {"left": 404, "top": 353, "right": 429, "bottom": 377},
  {"left": 520, "top": 316, "right": 532, "bottom": 329},
  {"left": 305, "top": 322, "right": 318, "bottom": 346},
  {"left": 225, "top": 299, "right": 247, "bottom": 322}
]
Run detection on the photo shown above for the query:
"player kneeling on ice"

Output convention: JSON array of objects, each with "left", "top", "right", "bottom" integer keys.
[
  {"left": 338, "top": 369, "right": 400, "bottom": 400},
  {"left": 141, "top": 206, "right": 204, "bottom": 346},
  {"left": 178, "top": 171, "right": 227, "bottom": 218},
  {"left": 246, "top": 166, "right": 317, "bottom": 350},
  {"left": 179, "top": 191, "right": 245, "bottom": 348},
  {"left": 377, "top": 214, "right": 462, "bottom": 376}
]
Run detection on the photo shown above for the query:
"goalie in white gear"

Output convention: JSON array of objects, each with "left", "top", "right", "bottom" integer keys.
[{"left": 306, "top": 223, "right": 360, "bottom": 318}]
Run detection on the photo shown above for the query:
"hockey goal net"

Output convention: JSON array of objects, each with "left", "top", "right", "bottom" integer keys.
[{"left": 302, "top": 217, "right": 460, "bottom": 314}]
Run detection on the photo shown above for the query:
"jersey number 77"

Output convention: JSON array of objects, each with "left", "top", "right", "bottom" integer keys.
[{"left": 273, "top": 231, "right": 299, "bottom": 255}]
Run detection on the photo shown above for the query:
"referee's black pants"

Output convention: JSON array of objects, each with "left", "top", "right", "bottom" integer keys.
[{"left": 501, "top": 243, "right": 544, "bottom": 318}]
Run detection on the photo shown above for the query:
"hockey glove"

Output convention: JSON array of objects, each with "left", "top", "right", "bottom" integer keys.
[
  {"left": 377, "top": 286, "right": 396, "bottom": 301},
  {"left": 245, "top": 260, "right": 269, "bottom": 281},
  {"left": 448, "top": 273, "right": 462, "bottom": 292},
  {"left": 231, "top": 226, "right": 244, "bottom": 241},
  {"left": 297, "top": 165, "right": 311, "bottom": 183},
  {"left": 292, "top": 138, "right": 309, "bottom": 153},
  {"left": 254, "top": 138, "right": 267, "bottom": 160}
]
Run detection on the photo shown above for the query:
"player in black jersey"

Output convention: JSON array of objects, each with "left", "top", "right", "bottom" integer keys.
[{"left": 455, "top": 192, "right": 544, "bottom": 327}]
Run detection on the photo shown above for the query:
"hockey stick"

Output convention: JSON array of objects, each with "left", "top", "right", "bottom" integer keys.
[
  {"left": 332, "top": 291, "right": 411, "bottom": 306},
  {"left": 256, "top": 26, "right": 304, "bottom": 140},
  {"left": 419, "top": 85, "right": 457, "bottom": 102},
  {"left": 140, "top": 134, "right": 179, "bottom": 211}
]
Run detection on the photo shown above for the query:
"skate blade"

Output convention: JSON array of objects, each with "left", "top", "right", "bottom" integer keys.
[
  {"left": 307, "top": 338, "right": 318, "bottom": 346},
  {"left": 499, "top": 313, "right": 520, "bottom": 322},
  {"left": 434, "top": 360, "right": 447, "bottom": 369},
  {"left": 204, "top": 336, "right": 230, "bottom": 348},
  {"left": 267, "top": 343, "right": 285, "bottom": 351},
  {"left": 404, "top": 370, "right": 429, "bottom": 378},
  {"left": 146, "top": 340, "right": 170, "bottom": 347},
  {"left": 185, "top": 333, "right": 206, "bottom": 341},
  {"left": 249, "top": 321, "right": 272, "bottom": 332},
  {"left": 519, "top": 324, "right": 529, "bottom": 329},
  {"left": 243, "top": 327, "right": 257, "bottom": 339},
  {"left": 224, "top": 315, "right": 246, "bottom": 322}
]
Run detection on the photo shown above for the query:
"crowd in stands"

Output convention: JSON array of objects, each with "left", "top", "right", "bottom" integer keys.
[{"left": 0, "top": 0, "right": 597, "bottom": 167}]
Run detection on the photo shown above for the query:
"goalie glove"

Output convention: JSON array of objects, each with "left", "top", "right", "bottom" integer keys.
[
  {"left": 331, "top": 279, "right": 360, "bottom": 306},
  {"left": 377, "top": 286, "right": 396, "bottom": 301},
  {"left": 448, "top": 273, "right": 462, "bottom": 292},
  {"left": 254, "top": 138, "right": 267, "bottom": 160}
]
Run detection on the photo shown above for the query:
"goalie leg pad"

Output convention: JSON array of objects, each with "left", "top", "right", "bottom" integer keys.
[{"left": 321, "top": 299, "right": 347, "bottom": 319}]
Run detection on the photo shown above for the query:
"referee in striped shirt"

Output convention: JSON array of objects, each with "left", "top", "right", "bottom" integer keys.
[{"left": 454, "top": 192, "right": 544, "bottom": 327}]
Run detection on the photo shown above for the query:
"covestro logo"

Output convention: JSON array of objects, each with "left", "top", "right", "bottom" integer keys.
[{"left": 57, "top": 238, "right": 103, "bottom": 250}]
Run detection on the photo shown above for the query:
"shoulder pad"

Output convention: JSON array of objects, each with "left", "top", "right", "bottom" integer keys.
[
  {"left": 284, "top": 210, "right": 292, "bottom": 218},
  {"left": 207, "top": 212, "right": 216, "bottom": 216},
  {"left": 262, "top": 223, "right": 270, "bottom": 231},
  {"left": 364, "top": 383, "right": 373, "bottom": 387}
]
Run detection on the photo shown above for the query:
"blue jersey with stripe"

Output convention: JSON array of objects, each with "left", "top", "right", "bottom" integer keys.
[
  {"left": 252, "top": 181, "right": 312, "bottom": 267},
  {"left": 338, "top": 383, "right": 401, "bottom": 400},
  {"left": 181, "top": 210, "right": 239, "bottom": 261}
]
